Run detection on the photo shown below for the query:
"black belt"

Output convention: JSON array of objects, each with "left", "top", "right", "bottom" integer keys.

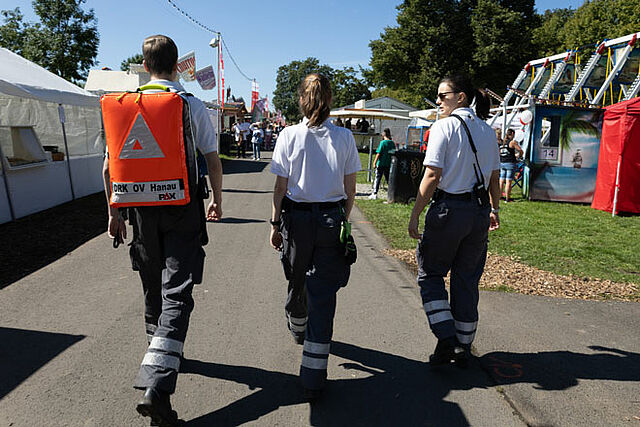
[
  {"left": 283, "top": 197, "right": 344, "bottom": 211},
  {"left": 433, "top": 189, "right": 473, "bottom": 201}
]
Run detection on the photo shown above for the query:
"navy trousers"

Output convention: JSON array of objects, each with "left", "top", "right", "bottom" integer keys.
[
  {"left": 280, "top": 204, "right": 350, "bottom": 390},
  {"left": 128, "top": 202, "right": 205, "bottom": 394},
  {"left": 416, "top": 197, "right": 490, "bottom": 347}
]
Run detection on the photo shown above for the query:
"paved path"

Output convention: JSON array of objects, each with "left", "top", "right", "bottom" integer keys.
[{"left": 0, "top": 153, "right": 638, "bottom": 426}]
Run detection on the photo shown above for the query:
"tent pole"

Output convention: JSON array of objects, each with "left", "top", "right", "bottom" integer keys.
[
  {"left": 58, "top": 105, "right": 76, "bottom": 200},
  {"left": 612, "top": 155, "right": 622, "bottom": 217},
  {"left": 367, "top": 135, "right": 373, "bottom": 182},
  {"left": 0, "top": 143, "right": 16, "bottom": 221}
]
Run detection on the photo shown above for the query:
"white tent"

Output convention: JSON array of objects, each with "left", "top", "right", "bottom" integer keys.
[{"left": 0, "top": 47, "right": 104, "bottom": 224}]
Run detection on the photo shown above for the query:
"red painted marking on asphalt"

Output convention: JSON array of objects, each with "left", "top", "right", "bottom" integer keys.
[{"left": 487, "top": 356, "right": 524, "bottom": 379}]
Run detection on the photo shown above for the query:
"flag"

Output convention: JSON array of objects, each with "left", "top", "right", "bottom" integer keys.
[
  {"left": 220, "top": 48, "right": 225, "bottom": 103},
  {"left": 195, "top": 65, "right": 216, "bottom": 90},
  {"left": 177, "top": 51, "right": 196, "bottom": 82},
  {"left": 251, "top": 81, "right": 260, "bottom": 111}
]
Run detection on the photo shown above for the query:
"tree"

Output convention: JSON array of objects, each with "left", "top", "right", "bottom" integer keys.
[
  {"left": 121, "top": 53, "right": 144, "bottom": 71},
  {"left": 371, "top": 86, "right": 422, "bottom": 108},
  {"left": 531, "top": 8, "right": 575, "bottom": 57},
  {"left": 272, "top": 58, "right": 370, "bottom": 123},
  {"left": 368, "top": 0, "right": 475, "bottom": 108},
  {"left": 331, "top": 66, "right": 371, "bottom": 109},
  {"left": 561, "top": 0, "right": 640, "bottom": 51},
  {"left": 0, "top": 0, "right": 98, "bottom": 84},
  {"left": 470, "top": 0, "right": 539, "bottom": 93}
]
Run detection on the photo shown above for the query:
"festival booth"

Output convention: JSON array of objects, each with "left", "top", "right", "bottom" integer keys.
[
  {"left": 0, "top": 47, "right": 103, "bottom": 224},
  {"left": 407, "top": 109, "right": 438, "bottom": 150},
  {"left": 591, "top": 97, "right": 640, "bottom": 215}
]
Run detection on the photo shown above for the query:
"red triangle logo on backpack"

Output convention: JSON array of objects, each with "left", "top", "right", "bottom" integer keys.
[{"left": 132, "top": 140, "right": 143, "bottom": 150}]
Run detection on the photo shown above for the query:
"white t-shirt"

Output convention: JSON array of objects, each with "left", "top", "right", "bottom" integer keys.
[
  {"left": 236, "top": 122, "right": 251, "bottom": 140},
  {"left": 424, "top": 107, "right": 499, "bottom": 193},
  {"left": 271, "top": 117, "right": 361, "bottom": 203}
]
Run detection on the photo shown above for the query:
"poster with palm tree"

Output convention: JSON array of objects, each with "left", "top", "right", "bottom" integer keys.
[{"left": 530, "top": 105, "right": 604, "bottom": 203}]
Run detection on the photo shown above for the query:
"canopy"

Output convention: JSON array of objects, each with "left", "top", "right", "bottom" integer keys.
[
  {"left": 0, "top": 47, "right": 98, "bottom": 108},
  {"left": 330, "top": 108, "right": 409, "bottom": 120},
  {"left": 591, "top": 97, "right": 640, "bottom": 214}
]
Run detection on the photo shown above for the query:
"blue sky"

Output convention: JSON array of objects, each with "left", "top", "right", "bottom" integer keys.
[{"left": 6, "top": 0, "right": 586, "bottom": 106}]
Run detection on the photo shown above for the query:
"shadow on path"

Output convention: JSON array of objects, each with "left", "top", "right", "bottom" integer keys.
[
  {"left": 183, "top": 342, "right": 640, "bottom": 425},
  {"left": 0, "top": 327, "right": 85, "bottom": 399},
  {"left": 479, "top": 346, "right": 640, "bottom": 390},
  {"left": 222, "top": 159, "right": 268, "bottom": 175},
  {"left": 0, "top": 193, "right": 106, "bottom": 289},
  {"left": 183, "top": 341, "right": 487, "bottom": 426}
]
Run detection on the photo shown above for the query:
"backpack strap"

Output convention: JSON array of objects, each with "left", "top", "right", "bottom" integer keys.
[{"left": 450, "top": 113, "right": 485, "bottom": 187}]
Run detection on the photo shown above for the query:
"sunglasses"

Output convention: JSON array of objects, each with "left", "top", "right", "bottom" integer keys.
[{"left": 437, "top": 91, "right": 459, "bottom": 100}]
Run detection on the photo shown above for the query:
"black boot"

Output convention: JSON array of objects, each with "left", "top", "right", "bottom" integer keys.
[
  {"left": 136, "top": 387, "right": 182, "bottom": 427},
  {"left": 429, "top": 337, "right": 465, "bottom": 367}
]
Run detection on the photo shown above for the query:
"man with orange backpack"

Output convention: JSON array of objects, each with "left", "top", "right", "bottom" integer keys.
[{"left": 101, "top": 34, "right": 223, "bottom": 426}]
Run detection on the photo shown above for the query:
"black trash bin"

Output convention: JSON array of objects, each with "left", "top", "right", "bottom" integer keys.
[
  {"left": 219, "top": 132, "right": 233, "bottom": 156},
  {"left": 387, "top": 149, "right": 425, "bottom": 203}
]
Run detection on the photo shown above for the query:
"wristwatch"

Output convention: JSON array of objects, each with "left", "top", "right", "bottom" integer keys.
[
  {"left": 269, "top": 219, "right": 281, "bottom": 226},
  {"left": 491, "top": 208, "right": 500, "bottom": 214}
]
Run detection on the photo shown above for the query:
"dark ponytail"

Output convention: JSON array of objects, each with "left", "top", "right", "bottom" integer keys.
[{"left": 439, "top": 75, "right": 491, "bottom": 120}]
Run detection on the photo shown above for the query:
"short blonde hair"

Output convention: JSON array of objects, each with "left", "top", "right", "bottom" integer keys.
[{"left": 298, "top": 73, "right": 332, "bottom": 127}]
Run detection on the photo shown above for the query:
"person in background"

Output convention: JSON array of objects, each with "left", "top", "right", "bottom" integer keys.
[
  {"left": 408, "top": 74, "right": 500, "bottom": 369},
  {"left": 251, "top": 122, "right": 264, "bottom": 161},
  {"left": 345, "top": 118, "right": 352, "bottom": 130},
  {"left": 269, "top": 73, "right": 360, "bottom": 401},
  {"left": 235, "top": 117, "right": 251, "bottom": 158},
  {"left": 265, "top": 124, "right": 273, "bottom": 150},
  {"left": 499, "top": 128, "right": 523, "bottom": 202},
  {"left": 335, "top": 117, "right": 344, "bottom": 127},
  {"left": 369, "top": 128, "right": 395, "bottom": 200}
]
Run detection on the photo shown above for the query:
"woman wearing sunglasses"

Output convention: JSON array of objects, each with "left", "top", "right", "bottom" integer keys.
[{"left": 408, "top": 74, "right": 501, "bottom": 368}]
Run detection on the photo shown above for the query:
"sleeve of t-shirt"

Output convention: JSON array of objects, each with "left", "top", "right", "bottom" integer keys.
[
  {"left": 423, "top": 121, "right": 448, "bottom": 168},
  {"left": 344, "top": 131, "right": 362, "bottom": 175},
  {"left": 270, "top": 130, "right": 290, "bottom": 177},
  {"left": 189, "top": 97, "right": 218, "bottom": 154}
]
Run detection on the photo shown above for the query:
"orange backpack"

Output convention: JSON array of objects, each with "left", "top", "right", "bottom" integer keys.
[{"left": 101, "top": 85, "right": 197, "bottom": 208}]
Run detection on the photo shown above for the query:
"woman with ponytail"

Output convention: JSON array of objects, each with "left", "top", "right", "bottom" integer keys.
[
  {"left": 408, "top": 74, "right": 501, "bottom": 368},
  {"left": 269, "top": 73, "right": 361, "bottom": 400}
]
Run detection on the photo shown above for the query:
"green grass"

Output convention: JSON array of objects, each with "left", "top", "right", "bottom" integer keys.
[
  {"left": 357, "top": 152, "right": 374, "bottom": 184},
  {"left": 356, "top": 197, "right": 640, "bottom": 286}
]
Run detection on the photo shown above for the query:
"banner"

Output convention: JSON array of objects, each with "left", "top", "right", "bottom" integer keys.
[
  {"left": 251, "top": 80, "right": 259, "bottom": 111},
  {"left": 195, "top": 65, "right": 216, "bottom": 90},
  {"left": 220, "top": 48, "right": 225, "bottom": 103},
  {"left": 177, "top": 51, "right": 196, "bottom": 82}
]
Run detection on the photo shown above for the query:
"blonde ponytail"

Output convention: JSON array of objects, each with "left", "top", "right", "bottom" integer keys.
[{"left": 298, "top": 73, "right": 332, "bottom": 127}]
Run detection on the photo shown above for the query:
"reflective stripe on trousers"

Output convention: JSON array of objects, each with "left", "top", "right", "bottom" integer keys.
[
  {"left": 416, "top": 198, "right": 488, "bottom": 344},
  {"left": 281, "top": 206, "right": 349, "bottom": 390}
]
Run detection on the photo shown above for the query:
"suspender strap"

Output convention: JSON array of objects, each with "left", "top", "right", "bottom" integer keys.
[{"left": 450, "top": 114, "right": 485, "bottom": 187}]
